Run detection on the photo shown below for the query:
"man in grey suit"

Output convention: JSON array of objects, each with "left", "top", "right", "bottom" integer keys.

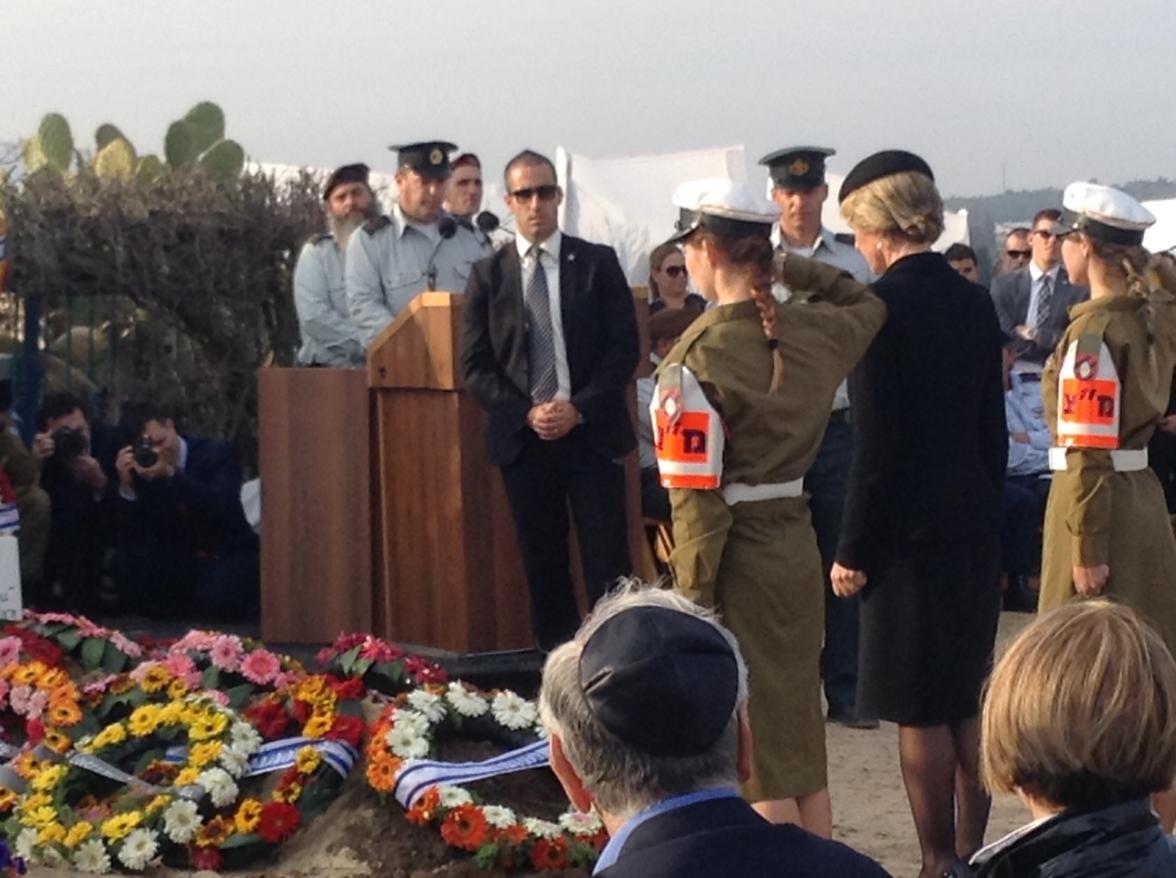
[{"left": 990, "top": 208, "right": 1089, "bottom": 365}]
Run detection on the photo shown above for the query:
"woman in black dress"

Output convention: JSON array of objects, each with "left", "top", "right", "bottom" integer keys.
[{"left": 829, "top": 151, "right": 1006, "bottom": 878}]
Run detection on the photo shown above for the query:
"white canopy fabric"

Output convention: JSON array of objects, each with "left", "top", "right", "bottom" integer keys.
[{"left": 1143, "top": 198, "right": 1176, "bottom": 253}]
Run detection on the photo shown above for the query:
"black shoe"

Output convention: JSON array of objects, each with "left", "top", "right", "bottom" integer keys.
[{"left": 826, "top": 703, "right": 880, "bottom": 730}]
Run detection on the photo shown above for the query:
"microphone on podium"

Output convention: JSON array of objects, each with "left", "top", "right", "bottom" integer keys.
[{"left": 426, "top": 216, "right": 459, "bottom": 291}]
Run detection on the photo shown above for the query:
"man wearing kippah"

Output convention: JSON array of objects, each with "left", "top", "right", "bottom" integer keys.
[
  {"left": 293, "top": 163, "right": 376, "bottom": 367},
  {"left": 539, "top": 585, "right": 891, "bottom": 878},
  {"left": 759, "top": 146, "right": 876, "bottom": 730},
  {"left": 346, "top": 141, "right": 485, "bottom": 348}
]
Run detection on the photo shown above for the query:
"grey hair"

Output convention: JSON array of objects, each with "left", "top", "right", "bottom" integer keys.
[{"left": 538, "top": 582, "right": 749, "bottom": 820}]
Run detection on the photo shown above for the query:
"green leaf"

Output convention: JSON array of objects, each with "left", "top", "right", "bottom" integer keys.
[
  {"left": 220, "top": 831, "right": 261, "bottom": 850},
  {"left": 474, "top": 844, "right": 500, "bottom": 869},
  {"left": 80, "top": 636, "right": 106, "bottom": 670},
  {"left": 94, "top": 137, "right": 137, "bottom": 182},
  {"left": 183, "top": 101, "right": 226, "bottom": 154},
  {"left": 225, "top": 683, "right": 254, "bottom": 709},
  {"left": 165, "top": 120, "right": 198, "bottom": 168},
  {"left": 101, "top": 641, "right": 129, "bottom": 673},
  {"left": 19, "top": 137, "right": 48, "bottom": 174},
  {"left": 37, "top": 112, "right": 74, "bottom": 171},
  {"left": 56, "top": 628, "right": 83, "bottom": 650},
  {"left": 136, "top": 154, "right": 164, "bottom": 183},
  {"left": 338, "top": 645, "right": 361, "bottom": 675},
  {"left": 198, "top": 138, "right": 244, "bottom": 183},
  {"left": 201, "top": 665, "right": 220, "bottom": 689},
  {"left": 94, "top": 123, "right": 126, "bottom": 151}
]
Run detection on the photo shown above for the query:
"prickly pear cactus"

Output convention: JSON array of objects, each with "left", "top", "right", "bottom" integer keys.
[
  {"left": 95, "top": 138, "right": 137, "bottom": 181},
  {"left": 136, "top": 154, "right": 164, "bottom": 183},
  {"left": 199, "top": 139, "right": 245, "bottom": 182},
  {"left": 165, "top": 120, "right": 198, "bottom": 168},
  {"left": 183, "top": 101, "right": 226, "bottom": 155},
  {"left": 36, "top": 113, "right": 74, "bottom": 172},
  {"left": 95, "top": 123, "right": 127, "bottom": 151}
]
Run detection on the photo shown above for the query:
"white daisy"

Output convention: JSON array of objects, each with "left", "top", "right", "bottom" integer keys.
[
  {"left": 13, "top": 827, "right": 37, "bottom": 862},
  {"left": 197, "top": 766, "right": 239, "bottom": 807},
  {"left": 522, "top": 817, "right": 562, "bottom": 839},
  {"left": 219, "top": 746, "right": 250, "bottom": 776},
  {"left": 163, "top": 798, "right": 202, "bottom": 843},
  {"left": 117, "top": 827, "right": 159, "bottom": 870},
  {"left": 481, "top": 805, "right": 518, "bottom": 829},
  {"left": 491, "top": 691, "right": 538, "bottom": 730},
  {"left": 446, "top": 683, "right": 489, "bottom": 718},
  {"left": 230, "top": 721, "right": 262, "bottom": 756},
  {"left": 407, "top": 690, "right": 446, "bottom": 722},
  {"left": 73, "top": 838, "right": 112, "bottom": 873},
  {"left": 386, "top": 724, "right": 430, "bottom": 759},
  {"left": 391, "top": 708, "right": 432, "bottom": 737},
  {"left": 559, "top": 810, "right": 603, "bottom": 835},
  {"left": 41, "top": 845, "right": 65, "bottom": 867},
  {"left": 438, "top": 785, "right": 473, "bottom": 807}
]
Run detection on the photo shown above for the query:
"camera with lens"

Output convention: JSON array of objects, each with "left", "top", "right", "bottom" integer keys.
[
  {"left": 132, "top": 436, "right": 158, "bottom": 469},
  {"left": 50, "top": 427, "right": 87, "bottom": 464}
]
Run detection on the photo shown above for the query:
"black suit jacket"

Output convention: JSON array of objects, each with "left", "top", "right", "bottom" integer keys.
[
  {"left": 118, "top": 435, "right": 257, "bottom": 558},
  {"left": 598, "top": 796, "right": 891, "bottom": 878},
  {"left": 460, "top": 234, "right": 639, "bottom": 466},
  {"left": 837, "top": 253, "right": 1007, "bottom": 571},
  {"left": 990, "top": 264, "right": 1088, "bottom": 363}
]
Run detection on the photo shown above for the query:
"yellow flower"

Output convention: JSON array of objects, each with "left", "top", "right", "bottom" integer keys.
[
  {"left": 19, "top": 804, "right": 57, "bottom": 829},
  {"left": 29, "top": 763, "right": 68, "bottom": 792},
  {"left": 233, "top": 798, "right": 263, "bottom": 833},
  {"left": 47, "top": 698, "right": 83, "bottom": 728},
  {"left": 11, "top": 664, "right": 43, "bottom": 686},
  {"left": 302, "top": 713, "right": 332, "bottom": 738},
  {"left": 91, "top": 722, "right": 129, "bottom": 750},
  {"left": 42, "top": 728, "right": 73, "bottom": 753},
  {"left": 158, "top": 701, "right": 184, "bottom": 726},
  {"left": 194, "top": 815, "right": 233, "bottom": 847},
  {"left": 140, "top": 665, "right": 173, "bottom": 693},
  {"left": 167, "top": 678, "right": 189, "bottom": 700},
  {"left": 188, "top": 711, "right": 228, "bottom": 741},
  {"left": 295, "top": 746, "right": 322, "bottom": 775},
  {"left": 18, "top": 793, "right": 51, "bottom": 812},
  {"left": 296, "top": 677, "right": 325, "bottom": 702},
  {"left": 0, "top": 789, "right": 18, "bottom": 812},
  {"left": 128, "top": 704, "right": 162, "bottom": 737},
  {"left": 64, "top": 820, "right": 93, "bottom": 848},
  {"left": 189, "top": 740, "right": 223, "bottom": 768},
  {"left": 313, "top": 691, "right": 338, "bottom": 714},
  {"left": 273, "top": 782, "right": 302, "bottom": 804},
  {"left": 13, "top": 753, "right": 45, "bottom": 779},
  {"left": 110, "top": 675, "right": 136, "bottom": 695},
  {"left": 174, "top": 766, "right": 201, "bottom": 787},
  {"left": 37, "top": 667, "right": 68, "bottom": 689},
  {"left": 145, "top": 794, "right": 172, "bottom": 815},
  {"left": 100, "top": 811, "right": 141, "bottom": 841},
  {"left": 37, "top": 822, "right": 67, "bottom": 845}
]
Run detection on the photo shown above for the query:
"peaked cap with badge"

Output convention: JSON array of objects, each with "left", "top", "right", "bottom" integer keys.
[
  {"left": 669, "top": 179, "right": 777, "bottom": 243},
  {"left": 389, "top": 140, "right": 458, "bottom": 179},
  {"left": 1054, "top": 181, "right": 1156, "bottom": 246},
  {"left": 759, "top": 146, "right": 834, "bottom": 192}
]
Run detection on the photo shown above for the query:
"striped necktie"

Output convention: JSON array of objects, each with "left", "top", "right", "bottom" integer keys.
[
  {"left": 1035, "top": 273, "right": 1054, "bottom": 334},
  {"left": 525, "top": 246, "right": 558, "bottom": 403}
]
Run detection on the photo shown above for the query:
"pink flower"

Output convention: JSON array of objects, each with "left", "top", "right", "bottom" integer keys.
[
  {"left": 240, "top": 649, "right": 281, "bottom": 685},
  {"left": 272, "top": 671, "right": 302, "bottom": 689},
  {"left": 165, "top": 653, "right": 196, "bottom": 678},
  {"left": 210, "top": 635, "right": 244, "bottom": 672},
  {"left": 109, "top": 631, "right": 142, "bottom": 658},
  {"left": 76, "top": 616, "right": 104, "bottom": 637},
  {"left": 200, "top": 689, "right": 231, "bottom": 707},
  {"left": 30, "top": 611, "right": 74, "bottom": 625},
  {"left": 404, "top": 656, "right": 448, "bottom": 685},
  {"left": 181, "top": 671, "right": 202, "bottom": 689},
  {"left": 130, "top": 661, "right": 162, "bottom": 683},
  {"left": 331, "top": 632, "right": 366, "bottom": 653},
  {"left": 0, "top": 636, "right": 22, "bottom": 666},
  {"left": 360, "top": 637, "right": 403, "bottom": 662},
  {"left": 8, "top": 685, "right": 32, "bottom": 714},
  {"left": 175, "top": 630, "right": 216, "bottom": 652},
  {"left": 315, "top": 646, "right": 335, "bottom": 667},
  {"left": 84, "top": 674, "right": 118, "bottom": 696}
]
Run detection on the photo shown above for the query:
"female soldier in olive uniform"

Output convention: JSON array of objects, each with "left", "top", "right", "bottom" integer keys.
[
  {"left": 652, "top": 180, "right": 885, "bottom": 835},
  {"left": 1039, "top": 182, "right": 1176, "bottom": 827}
]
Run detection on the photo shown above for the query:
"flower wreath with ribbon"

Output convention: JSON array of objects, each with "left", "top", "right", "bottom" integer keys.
[
  {"left": 16, "top": 613, "right": 144, "bottom": 676},
  {"left": 366, "top": 681, "right": 605, "bottom": 873},
  {"left": 315, "top": 632, "right": 448, "bottom": 696},
  {"left": 0, "top": 659, "right": 84, "bottom": 763}
]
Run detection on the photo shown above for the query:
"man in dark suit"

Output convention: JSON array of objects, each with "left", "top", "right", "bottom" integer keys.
[
  {"left": 990, "top": 208, "right": 1089, "bottom": 364},
  {"left": 113, "top": 401, "right": 258, "bottom": 620},
  {"left": 538, "top": 586, "right": 891, "bottom": 878},
  {"left": 461, "top": 149, "right": 638, "bottom": 651}
]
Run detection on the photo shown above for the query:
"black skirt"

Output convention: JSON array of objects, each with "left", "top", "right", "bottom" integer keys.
[{"left": 857, "top": 538, "right": 1002, "bottom": 726}]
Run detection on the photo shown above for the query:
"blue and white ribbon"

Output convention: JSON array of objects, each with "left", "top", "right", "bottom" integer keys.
[
  {"left": 164, "top": 736, "right": 358, "bottom": 780},
  {"left": 392, "top": 739, "right": 550, "bottom": 809}
]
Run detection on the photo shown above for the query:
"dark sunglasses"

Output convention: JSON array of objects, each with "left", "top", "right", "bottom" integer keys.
[
  {"left": 1006, "top": 249, "right": 1031, "bottom": 259},
  {"left": 662, "top": 266, "right": 688, "bottom": 278},
  {"left": 509, "top": 184, "right": 559, "bottom": 202},
  {"left": 1033, "top": 229, "right": 1057, "bottom": 240}
]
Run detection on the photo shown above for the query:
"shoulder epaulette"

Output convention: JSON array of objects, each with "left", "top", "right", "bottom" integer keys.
[
  {"left": 834, "top": 232, "right": 856, "bottom": 245},
  {"left": 363, "top": 215, "right": 392, "bottom": 235},
  {"left": 309, "top": 232, "right": 333, "bottom": 245}
]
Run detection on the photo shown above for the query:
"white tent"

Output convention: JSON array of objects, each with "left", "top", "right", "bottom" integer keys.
[{"left": 1144, "top": 198, "right": 1176, "bottom": 253}]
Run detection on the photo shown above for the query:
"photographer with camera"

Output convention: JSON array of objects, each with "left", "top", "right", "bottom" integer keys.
[
  {"left": 114, "top": 401, "right": 258, "bottom": 622},
  {"left": 32, "top": 392, "right": 116, "bottom": 611}
]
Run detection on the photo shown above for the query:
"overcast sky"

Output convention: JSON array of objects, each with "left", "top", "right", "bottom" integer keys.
[{"left": 5, "top": 0, "right": 1175, "bottom": 197}]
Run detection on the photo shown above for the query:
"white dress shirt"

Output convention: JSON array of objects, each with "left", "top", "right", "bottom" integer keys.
[
  {"left": 1025, "top": 261, "right": 1060, "bottom": 329},
  {"left": 515, "top": 230, "right": 571, "bottom": 401}
]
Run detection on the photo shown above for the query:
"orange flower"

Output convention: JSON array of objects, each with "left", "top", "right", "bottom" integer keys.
[
  {"left": 365, "top": 754, "right": 402, "bottom": 794},
  {"left": 42, "top": 728, "right": 72, "bottom": 754},
  {"left": 109, "top": 676, "right": 135, "bottom": 695},
  {"left": 495, "top": 824, "right": 528, "bottom": 847},
  {"left": 37, "top": 667, "right": 68, "bottom": 689},
  {"left": 0, "top": 789, "right": 17, "bottom": 813},
  {"left": 48, "top": 698, "right": 82, "bottom": 727},
  {"left": 406, "top": 787, "right": 441, "bottom": 826},
  {"left": 440, "top": 804, "right": 489, "bottom": 852},
  {"left": 194, "top": 815, "right": 234, "bottom": 848},
  {"left": 530, "top": 837, "right": 570, "bottom": 871}
]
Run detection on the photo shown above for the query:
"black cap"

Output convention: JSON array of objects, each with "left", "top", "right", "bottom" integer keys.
[
  {"left": 838, "top": 149, "right": 934, "bottom": 204},
  {"left": 389, "top": 141, "right": 458, "bottom": 179},
  {"left": 322, "top": 163, "right": 370, "bottom": 201},
  {"left": 579, "top": 606, "right": 739, "bottom": 757},
  {"left": 759, "top": 146, "right": 834, "bottom": 191}
]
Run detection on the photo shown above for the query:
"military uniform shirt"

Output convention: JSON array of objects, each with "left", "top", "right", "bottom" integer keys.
[
  {"left": 292, "top": 234, "right": 365, "bottom": 367},
  {"left": 772, "top": 226, "right": 871, "bottom": 411},
  {"left": 1005, "top": 372, "right": 1049, "bottom": 475},
  {"left": 346, "top": 204, "right": 485, "bottom": 347}
]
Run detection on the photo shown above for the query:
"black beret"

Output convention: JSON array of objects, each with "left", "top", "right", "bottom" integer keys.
[
  {"left": 323, "top": 163, "right": 370, "bottom": 201},
  {"left": 759, "top": 146, "right": 834, "bottom": 191},
  {"left": 389, "top": 140, "right": 458, "bottom": 179},
  {"left": 579, "top": 606, "right": 739, "bottom": 757},
  {"left": 838, "top": 150, "right": 934, "bottom": 204}
]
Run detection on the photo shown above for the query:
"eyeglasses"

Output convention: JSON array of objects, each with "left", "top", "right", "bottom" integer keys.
[
  {"left": 508, "top": 184, "right": 559, "bottom": 202},
  {"left": 1033, "top": 230, "right": 1058, "bottom": 240},
  {"left": 662, "top": 266, "right": 687, "bottom": 278},
  {"left": 1006, "top": 249, "right": 1031, "bottom": 259}
]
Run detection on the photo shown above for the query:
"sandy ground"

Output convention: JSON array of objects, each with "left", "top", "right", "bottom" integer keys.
[{"left": 32, "top": 613, "right": 1039, "bottom": 878}]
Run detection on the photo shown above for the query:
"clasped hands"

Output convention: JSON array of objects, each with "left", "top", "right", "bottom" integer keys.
[{"left": 527, "top": 400, "right": 579, "bottom": 441}]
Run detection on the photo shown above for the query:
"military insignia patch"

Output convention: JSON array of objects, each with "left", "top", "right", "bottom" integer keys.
[
  {"left": 430, "top": 148, "right": 444, "bottom": 165},
  {"left": 789, "top": 158, "right": 810, "bottom": 176}
]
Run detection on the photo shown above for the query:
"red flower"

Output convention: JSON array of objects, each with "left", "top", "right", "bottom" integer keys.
[
  {"left": 325, "top": 713, "right": 364, "bottom": 748},
  {"left": 277, "top": 767, "right": 301, "bottom": 790},
  {"left": 332, "top": 632, "right": 367, "bottom": 653},
  {"left": 404, "top": 656, "right": 448, "bottom": 685},
  {"left": 360, "top": 639, "right": 403, "bottom": 662},
  {"left": 329, "top": 676, "right": 365, "bottom": 701},
  {"left": 530, "top": 837, "right": 570, "bottom": 871},
  {"left": 25, "top": 719, "right": 44, "bottom": 746},
  {"left": 189, "top": 845, "right": 224, "bottom": 870},
  {"left": 9, "top": 629, "right": 63, "bottom": 667},
  {"left": 246, "top": 699, "right": 291, "bottom": 740},
  {"left": 257, "top": 801, "right": 302, "bottom": 844},
  {"left": 440, "top": 804, "right": 490, "bottom": 852},
  {"left": 292, "top": 698, "right": 312, "bottom": 725},
  {"left": 407, "top": 788, "right": 441, "bottom": 826}
]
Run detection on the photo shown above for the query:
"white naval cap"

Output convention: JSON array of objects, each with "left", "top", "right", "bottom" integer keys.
[
  {"left": 668, "top": 178, "right": 777, "bottom": 243},
  {"left": 1056, "top": 181, "right": 1156, "bottom": 246}
]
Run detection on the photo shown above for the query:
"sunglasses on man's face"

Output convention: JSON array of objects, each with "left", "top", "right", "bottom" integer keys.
[
  {"left": 1033, "top": 229, "right": 1058, "bottom": 240},
  {"left": 662, "top": 266, "right": 688, "bottom": 278},
  {"left": 509, "top": 184, "right": 559, "bottom": 202},
  {"left": 1006, "top": 249, "right": 1031, "bottom": 259}
]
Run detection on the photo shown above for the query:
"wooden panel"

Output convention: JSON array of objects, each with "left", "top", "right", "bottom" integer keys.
[
  {"left": 258, "top": 368, "right": 372, "bottom": 642},
  {"left": 367, "top": 292, "right": 463, "bottom": 390}
]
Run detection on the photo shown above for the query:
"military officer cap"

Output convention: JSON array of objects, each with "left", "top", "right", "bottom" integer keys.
[
  {"left": 1053, "top": 181, "right": 1156, "bottom": 246},
  {"left": 759, "top": 146, "right": 835, "bottom": 191},
  {"left": 389, "top": 140, "right": 459, "bottom": 179},
  {"left": 579, "top": 605, "right": 740, "bottom": 757},
  {"left": 322, "top": 163, "right": 370, "bottom": 201},
  {"left": 838, "top": 149, "right": 934, "bottom": 204},
  {"left": 669, "top": 178, "right": 777, "bottom": 243}
]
